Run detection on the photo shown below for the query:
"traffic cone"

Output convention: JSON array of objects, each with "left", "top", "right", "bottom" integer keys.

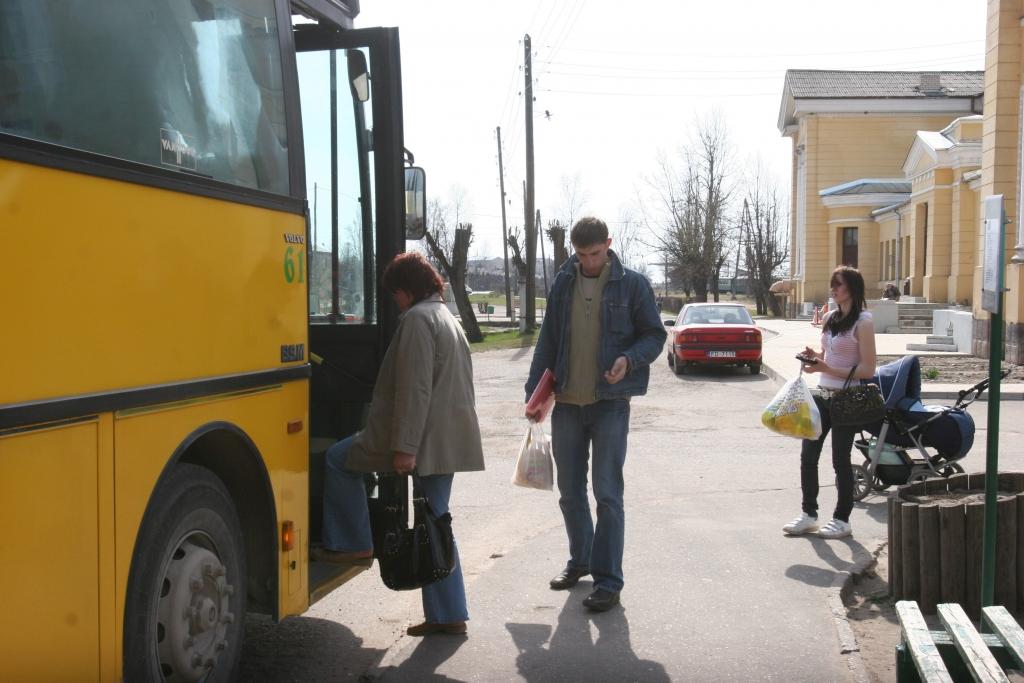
[{"left": 811, "top": 305, "right": 821, "bottom": 326}]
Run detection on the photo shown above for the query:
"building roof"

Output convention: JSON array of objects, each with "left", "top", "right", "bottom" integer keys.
[
  {"left": 784, "top": 70, "right": 983, "bottom": 99},
  {"left": 819, "top": 179, "right": 911, "bottom": 196},
  {"left": 778, "top": 70, "right": 984, "bottom": 133}
]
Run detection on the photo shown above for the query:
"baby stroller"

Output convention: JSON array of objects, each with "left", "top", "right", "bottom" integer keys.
[{"left": 849, "top": 355, "right": 1005, "bottom": 501}]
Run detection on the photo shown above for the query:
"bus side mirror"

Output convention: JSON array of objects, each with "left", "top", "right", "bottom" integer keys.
[
  {"left": 405, "top": 166, "right": 426, "bottom": 240},
  {"left": 347, "top": 49, "right": 369, "bottom": 103}
]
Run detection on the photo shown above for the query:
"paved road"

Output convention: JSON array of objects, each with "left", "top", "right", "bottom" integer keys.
[{"left": 241, "top": 340, "right": 1024, "bottom": 682}]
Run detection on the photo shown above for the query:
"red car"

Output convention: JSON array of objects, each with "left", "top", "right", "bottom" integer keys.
[{"left": 666, "top": 303, "right": 762, "bottom": 375}]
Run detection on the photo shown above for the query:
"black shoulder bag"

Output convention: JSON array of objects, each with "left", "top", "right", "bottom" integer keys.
[
  {"left": 830, "top": 365, "right": 886, "bottom": 427},
  {"left": 369, "top": 473, "right": 456, "bottom": 591}
]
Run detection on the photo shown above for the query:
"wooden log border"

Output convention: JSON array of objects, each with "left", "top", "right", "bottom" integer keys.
[{"left": 888, "top": 472, "right": 1024, "bottom": 615}]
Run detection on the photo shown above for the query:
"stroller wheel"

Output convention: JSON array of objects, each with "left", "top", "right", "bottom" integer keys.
[
  {"left": 851, "top": 464, "right": 871, "bottom": 502},
  {"left": 939, "top": 463, "right": 965, "bottom": 477},
  {"left": 871, "top": 476, "right": 891, "bottom": 492}
]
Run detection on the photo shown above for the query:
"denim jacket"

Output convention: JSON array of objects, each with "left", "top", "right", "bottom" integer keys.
[{"left": 525, "top": 250, "right": 667, "bottom": 402}]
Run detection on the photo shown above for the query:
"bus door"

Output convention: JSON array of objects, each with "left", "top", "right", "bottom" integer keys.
[{"left": 288, "top": 12, "right": 409, "bottom": 598}]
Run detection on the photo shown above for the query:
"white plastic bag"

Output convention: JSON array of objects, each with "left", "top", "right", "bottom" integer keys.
[
  {"left": 511, "top": 422, "right": 554, "bottom": 490},
  {"left": 761, "top": 375, "right": 822, "bottom": 440}
]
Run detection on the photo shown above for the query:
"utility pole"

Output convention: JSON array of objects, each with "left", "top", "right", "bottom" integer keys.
[
  {"left": 733, "top": 200, "right": 746, "bottom": 300},
  {"left": 524, "top": 33, "right": 536, "bottom": 329},
  {"left": 496, "top": 126, "right": 512, "bottom": 317},
  {"left": 537, "top": 209, "right": 548, "bottom": 295}
]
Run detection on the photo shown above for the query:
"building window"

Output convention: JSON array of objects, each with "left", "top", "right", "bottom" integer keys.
[{"left": 842, "top": 227, "right": 858, "bottom": 268}]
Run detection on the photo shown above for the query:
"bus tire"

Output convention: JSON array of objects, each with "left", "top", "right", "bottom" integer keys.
[{"left": 124, "top": 463, "right": 246, "bottom": 683}]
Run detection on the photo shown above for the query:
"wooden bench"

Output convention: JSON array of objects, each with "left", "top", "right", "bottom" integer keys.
[{"left": 896, "top": 600, "right": 1024, "bottom": 682}]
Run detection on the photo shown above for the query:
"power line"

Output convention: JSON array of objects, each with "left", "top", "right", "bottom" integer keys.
[
  {"left": 552, "top": 38, "right": 984, "bottom": 60},
  {"left": 540, "top": 87, "right": 780, "bottom": 97},
  {"left": 539, "top": 54, "right": 981, "bottom": 82}
]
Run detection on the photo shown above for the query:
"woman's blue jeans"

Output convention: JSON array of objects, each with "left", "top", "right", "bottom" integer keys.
[
  {"left": 323, "top": 436, "right": 468, "bottom": 623},
  {"left": 800, "top": 394, "right": 857, "bottom": 522},
  {"left": 550, "top": 399, "right": 631, "bottom": 593}
]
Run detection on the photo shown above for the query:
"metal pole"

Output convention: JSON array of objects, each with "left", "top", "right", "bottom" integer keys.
[
  {"left": 538, "top": 209, "right": 548, "bottom": 294},
  {"left": 981, "top": 306, "right": 1003, "bottom": 608},
  {"left": 496, "top": 127, "right": 512, "bottom": 317},
  {"left": 980, "top": 198, "right": 1006, "bottom": 608}
]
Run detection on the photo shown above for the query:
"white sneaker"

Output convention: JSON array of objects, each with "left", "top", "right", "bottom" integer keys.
[
  {"left": 782, "top": 513, "right": 819, "bottom": 535},
  {"left": 817, "top": 519, "right": 852, "bottom": 539}
]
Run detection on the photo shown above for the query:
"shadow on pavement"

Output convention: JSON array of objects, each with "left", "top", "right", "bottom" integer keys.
[
  {"left": 667, "top": 366, "right": 773, "bottom": 383},
  {"left": 241, "top": 614, "right": 386, "bottom": 682},
  {"left": 380, "top": 635, "right": 469, "bottom": 682},
  {"left": 784, "top": 535, "right": 872, "bottom": 588},
  {"left": 506, "top": 591, "right": 670, "bottom": 682}
]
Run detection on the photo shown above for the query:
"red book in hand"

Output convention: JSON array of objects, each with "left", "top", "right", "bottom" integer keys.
[{"left": 526, "top": 369, "right": 556, "bottom": 422}]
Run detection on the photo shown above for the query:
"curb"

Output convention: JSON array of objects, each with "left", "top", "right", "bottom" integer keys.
[{"left": 827, "top": 539, "right": 886, "bottom": 683}]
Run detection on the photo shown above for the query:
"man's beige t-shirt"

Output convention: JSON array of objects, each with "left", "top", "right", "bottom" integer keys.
[{"left": 558, "top": 261, "right": 610, "bottom": 405}]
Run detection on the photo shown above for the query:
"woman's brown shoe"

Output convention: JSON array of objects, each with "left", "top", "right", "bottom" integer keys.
[{"left": 406, "top": 621, "right": 467, "bottom": 637}]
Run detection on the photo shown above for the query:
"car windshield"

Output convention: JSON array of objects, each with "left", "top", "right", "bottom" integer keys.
[{"left": 680, "top": 306, "right": 753, "bottom": 325}]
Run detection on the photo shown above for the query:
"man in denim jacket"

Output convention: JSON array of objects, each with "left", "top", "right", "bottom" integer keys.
[{"left": 524, "top": 216, "right": 666, "bottom": 612}]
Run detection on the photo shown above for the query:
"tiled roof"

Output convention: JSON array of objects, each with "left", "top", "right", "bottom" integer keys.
[{"left": 785, "top": 70, "right": 983, "bottom": 98}]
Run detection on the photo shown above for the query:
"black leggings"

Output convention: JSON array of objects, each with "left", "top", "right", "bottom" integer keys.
[{"left": 800, "top": 393, "right": 857, "bottom": 522}]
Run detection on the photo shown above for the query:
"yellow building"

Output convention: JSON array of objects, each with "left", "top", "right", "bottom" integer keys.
[
  {"left": 978, "top": 0, "right": 1024, "bottom": 364},
  {"left": 777, "top": 70, "right": 984, "bottom": 307}
]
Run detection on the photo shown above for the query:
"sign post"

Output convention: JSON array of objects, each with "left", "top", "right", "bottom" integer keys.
[{"left": 980, "top": 195, "right": 1007, "bottom": 608}]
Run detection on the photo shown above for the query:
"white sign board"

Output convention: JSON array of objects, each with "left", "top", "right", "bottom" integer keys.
[{"left": 982, "top": 195, "right": 1005, "bottom": 314}]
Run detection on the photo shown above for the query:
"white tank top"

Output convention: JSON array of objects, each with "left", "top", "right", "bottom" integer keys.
[{"left": 819, "top": 310, "right": 872, "bottom": 389}]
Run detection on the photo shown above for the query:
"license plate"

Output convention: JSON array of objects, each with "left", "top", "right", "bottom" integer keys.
[{"left": 708, "top": 351, "right": 736, "bottom": 358}]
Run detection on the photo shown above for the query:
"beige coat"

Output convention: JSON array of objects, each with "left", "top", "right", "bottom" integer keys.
[{"left": 346, "top": 294, "right": 485, "bottom": 476}]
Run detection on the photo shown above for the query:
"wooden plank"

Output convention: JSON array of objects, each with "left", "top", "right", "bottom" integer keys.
[
  {"left": 893, "top": 495, "right": 904, "bottom": 600},
  {"left": 940, "top": 503, "right": 966, "bottom": 606},
  {"left": 897, "top": 601, "right": 954, "bottom": 683},
  {"left": 920, "top": 504, "right": 941, "bottom": 613},
  {"left": 995, "top": 496, "right": 1017, "bottom": 610},
  {"left": 982, "top": 605, "right": 1024, "bottom": 670},
  {"left": 937, "top": 602, "right": 1010, "bottom": 683},
  {"left": 904, "top": 504, "right": 922, "bottom": 602},
  {"left": 967, "top": 502, "right": 985, "bottom": 620},
  {"left": 1017, "top": 495, "right": 1024, "bottom": 613}
]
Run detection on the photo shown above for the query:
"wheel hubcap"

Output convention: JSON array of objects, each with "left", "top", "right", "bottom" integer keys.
[{"left": 156, "top": 537, "right": 234, "bottom": 682}]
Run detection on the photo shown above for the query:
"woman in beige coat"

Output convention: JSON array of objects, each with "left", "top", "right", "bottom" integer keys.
[{"left": 313, "top": 252, "right": 485, "bottom": 636}]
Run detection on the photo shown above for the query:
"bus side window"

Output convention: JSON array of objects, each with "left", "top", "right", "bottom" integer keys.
[{"left": 299, "top": 48, "right": 376, "bottom": 325}]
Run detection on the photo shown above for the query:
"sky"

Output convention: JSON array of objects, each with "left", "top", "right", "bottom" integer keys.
[{"left": 356, "top": 0, "right": 986, "bottom": 266}]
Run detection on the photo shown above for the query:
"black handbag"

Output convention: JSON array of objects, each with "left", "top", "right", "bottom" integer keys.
[
  {"left": 369, "top": 473, "right": 456, "bottom": 591},
  {"left": 830, "top": 365, "right": 886, "bottom": 427}
]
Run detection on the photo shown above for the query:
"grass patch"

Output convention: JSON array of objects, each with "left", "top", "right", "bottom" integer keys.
[
  {"left": 923, "top": 367, "right": 940, "bottom": 380},
  {"left": 470, "top": 329, "right": 537, "bottom": 353}
]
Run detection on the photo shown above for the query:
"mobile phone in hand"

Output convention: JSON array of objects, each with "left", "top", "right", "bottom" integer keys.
[{"left": 795, "top": 354, "right": 818, "bottom": 364}]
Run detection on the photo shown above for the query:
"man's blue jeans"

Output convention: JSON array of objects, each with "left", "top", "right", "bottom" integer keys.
[
  {"left": 323, "top": 436, "right": 469, "bottom": 623},
  {"left": 550, "top": 399, "right": 631, "bottom": 593}
]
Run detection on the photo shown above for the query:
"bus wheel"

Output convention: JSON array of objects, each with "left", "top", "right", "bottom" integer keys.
[{"left": 124, "top": 464, "right": 246, "bottom": 683}]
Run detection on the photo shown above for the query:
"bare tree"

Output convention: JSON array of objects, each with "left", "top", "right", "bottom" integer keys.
[
  {"left": 423, "top": 197, "right": 483, "bottom": 342},
  {"left": 645, "top": 115, "right": 734, "bottom": 302},
  {"left": 740, "top": 162, "right": 789, "bottom": 316},
  {"left": 546, "top": 220, "right": 569, "bottom": 273},
  {"left": 612, "top": 207, "right": 646, "bottom": 273},
  {"left": 559, "top": 172, "right": 589, "bottom": 229}
]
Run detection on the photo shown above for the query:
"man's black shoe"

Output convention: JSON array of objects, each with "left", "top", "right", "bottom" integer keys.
[
  {"left": 549, "top": 567, "right": 589, "bottom": 590},
  {"left": 582, "top": 588, "right": 620, "bottom": 612}
]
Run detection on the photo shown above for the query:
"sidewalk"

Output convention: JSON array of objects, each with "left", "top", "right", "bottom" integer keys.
[{"left": 757, "top": 318, "right": 1024, "bottom": 401}]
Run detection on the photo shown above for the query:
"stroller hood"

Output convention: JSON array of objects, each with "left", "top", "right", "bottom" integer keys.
[{"left": 873, "top": 355, "right": 921, "bottom": 408}]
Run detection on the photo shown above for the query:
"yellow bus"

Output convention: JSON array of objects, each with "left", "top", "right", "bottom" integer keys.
[{"left": 0, "top": 1, "right": 425, "bottom": 680}]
